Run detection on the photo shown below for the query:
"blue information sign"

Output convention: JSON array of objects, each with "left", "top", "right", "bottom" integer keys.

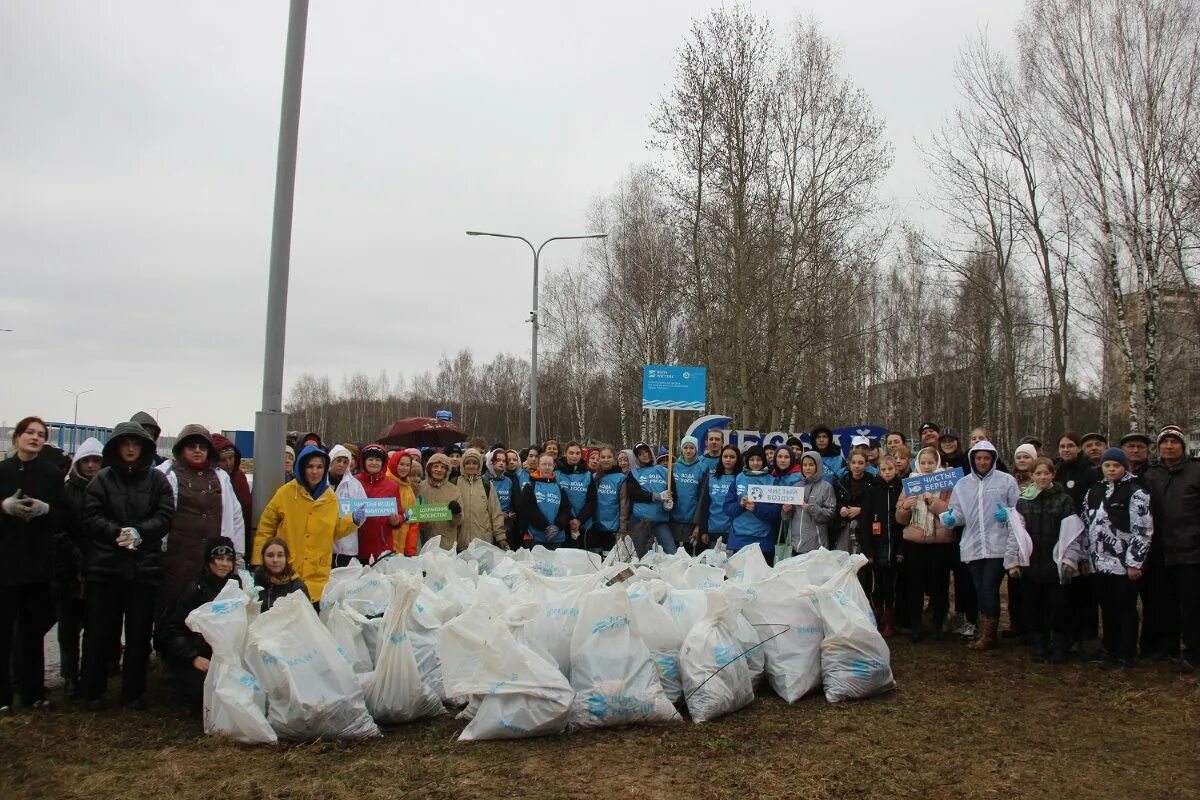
[
  {"left": 337, "top": 497, "right": 398, "bottom": 517},
  {"left": 642, "top": 365, "right": 707, "bottom": 412},
  {"left": 902, "top": 467, "right": 965, "bottom": 497}
]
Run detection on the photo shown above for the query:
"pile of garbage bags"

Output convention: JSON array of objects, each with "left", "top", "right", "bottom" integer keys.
[{"left": 184, "top": 538, "right": 895, "bottom": 744}]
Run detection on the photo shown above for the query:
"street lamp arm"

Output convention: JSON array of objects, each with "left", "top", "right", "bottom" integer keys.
[
  {"left": 465, "top": 231, "right": 536, "bottom": 258},
  {"left": 534, "top": 233, "right": 607, "bottom": 260}
]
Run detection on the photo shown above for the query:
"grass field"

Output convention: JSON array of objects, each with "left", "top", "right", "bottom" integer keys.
[{"left": 2, "top": 634, "right": 1197, "bottom": 800}]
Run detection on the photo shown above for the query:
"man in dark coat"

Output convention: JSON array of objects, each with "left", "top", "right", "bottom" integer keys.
[{"left": 1144, "top": 425, "right": 1200, "bottom": 672}]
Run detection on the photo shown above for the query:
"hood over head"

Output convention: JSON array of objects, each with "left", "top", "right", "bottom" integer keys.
[
  {"left": 809, "top": 424, "right": 841, "bottom": 457},
  {"left": 295, "top": 444, "right": 330, "bottom": 499},
  {"left": 299, "top": 432, "right": 324, "bottom": 449},
  {"left": 172, "top": 424, "right": 216, "bottom": 460},
  {"left": 425, "top": 452, "right": 453, "bottom": 482},
  {"left": 799, "top": 450, "right": 825, "bottom": 481},
  {"left": 966, "top": 439, "right": 998, "bottom": 477},
  {"left": 328, "top": 444, "right": 353, "bottom": 464},
  {"left": 71, "top": 437, "right": 104, "bottom": 478},
  {"left": 129, "top": 411, "right": 161, "bottom": 439},
  {"left": 211, "top": 433, "right": 242, "bottom": 470},
  {"left": 385, "top": 449, "right": 407, "bottom": 478},
  {"left": 102, "top": 421, "right": 158, "bottom": 470},
  {"left": 460, "top": 447, "right": 483, "bottom": 472}
]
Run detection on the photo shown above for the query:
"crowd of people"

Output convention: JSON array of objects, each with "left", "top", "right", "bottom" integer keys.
[{"left": 1, "top": 411, "right": 1197, "bottom": 716}]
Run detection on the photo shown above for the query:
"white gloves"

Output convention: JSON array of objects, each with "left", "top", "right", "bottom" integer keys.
[
  {"left": 116, "top": 527, "right": 143, "bottom": 550},
  {"left": 545, "top": 525, "right": 559, "bottom": 539},
  {"left": 570, "top": 527, "right": 581, "bottom": 540},
  {"left": 2, "top": 491, "right": 48, "bottom": 520},
  {"left": 656, "top": 490, "right": 673, "bottom": 503},
  {"left": 663, "top": 497, "right": 675, "bottom": 511}
]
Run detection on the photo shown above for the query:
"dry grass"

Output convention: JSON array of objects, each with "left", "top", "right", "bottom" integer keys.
[{"left": 2, "top": 638, "right": 1198, "bottom": 800}]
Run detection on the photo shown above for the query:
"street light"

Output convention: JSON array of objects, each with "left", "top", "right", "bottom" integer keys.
[
  {"left": 466, "top": 230, "right": 607, "bottom": 444},
  {"left": 62, "top": 388, "right": 93, "bottom": 453}
]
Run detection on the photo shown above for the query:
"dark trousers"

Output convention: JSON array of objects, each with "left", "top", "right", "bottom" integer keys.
[
  {"left": 952, "top": 557, "right": 978, "bottom": 622},
  {"left": 1139, "top": 544, "right": 1179, "bottom": 657},
  {"left": 82, "top": 580, "right": 156, "bottom": 704},
  {"left": 0, "top": 583, "right": 51, "bottom": 707},
  {"left": 1067, "top": 574, "right": 1099, "bottom": 645},
  {"left": 893, "top": 566, "right": 910, "bottom": 627},
  {"left": 580, "top": 527, "right": 616, "bottom": 554},
  {"left": 1005, "top": 575, "right": 1026, "bottom": 634},
  {"left": 871, "top": 564, "right": 895, "bottom": 612},
  {"left": 57, "top": 595, "right": 86, "bottom": 684},
  {"left": 1021, "top": 579, "right": 1068, "bottom": 648},
  {"left": 171, "top": 662, "right": 206, "bottom": 711},
  {"left": 967, "top": 558, "right": 1005, "bottom": 619},
  {"left": 1096, "top": 573, "right": 1139, "bottom": 660},
  {"left": 1169, "top": 564, "right": 1200, "bottom": 661},
  {"left": 904, "top": 544, "right": 950, "bottom": 630}
]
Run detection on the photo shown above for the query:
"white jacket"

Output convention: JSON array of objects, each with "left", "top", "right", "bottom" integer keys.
[
  {"left": 330, "top": 444, "right": 365, "bottom": 556},
  {"left": 159, "top": 460, "right": 246, "bottom": 558},
  {"left": 948, "top": 440, "right": 1019, "bottom": 562}
]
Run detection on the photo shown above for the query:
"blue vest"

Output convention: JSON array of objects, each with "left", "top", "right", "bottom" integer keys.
[
  {"left": 706, "top": 472, "right": 736, "bottom": 534},
  {"left": 527, "top": 480, "right": 564, "bottom": 544},
  {"left": 700, "top": 454, "right": 721, "bottom": 475},
  {"left": 671, "top": 459, "right": 707, "bottom": 524},
  {"left": 730, "top": 472, "right": 776, "bottom": 545},
  {"left": 492, "top": 473, "right": 516, "bottom": 514},
  {"left": 594, "top": 470, "right": 624, "bottom": 532},
  {"left": 557, "top": 468, "right": 592, "bottom": 526},
  {"left": 776, "top": 470, "right": 805, "bottom": 489},
  {"left": 517, "top": 468, "right": 533, "bottom": 489},
  {"left": 632, "top": 465, "right": 669, "bottom": 523}
]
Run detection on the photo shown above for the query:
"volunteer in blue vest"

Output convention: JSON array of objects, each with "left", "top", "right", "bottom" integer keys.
[
  {"left": 624, "top": 442, "right": 676, "bottom": 556},
  {"left": 556, "top": 441, "right": 596, "bottom": 548},
  {"left": 722, "top": 445, "right": 782, "bottom": 564},
  {"left": 694, "top": 445, "right": 740, "bottom": 549},
  {"left": 700, "top": 429, "right": 725, "bottom": 474},
  {"left": 519, "top": 454, "right": 572, "bottom": 550},
  {"left": 670, "top": 436, "right": 708, "bottom": 553},
  {"left": 486, "top": 448, "right": 520, "bottom": 543},
  {"left": 588, "top": 446, "right": 628, "bottom": 553}
]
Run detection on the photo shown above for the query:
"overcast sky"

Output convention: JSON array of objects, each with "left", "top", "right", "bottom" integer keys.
[{"left": 2, "top": 0, "right": 1024, "bottom": 439}]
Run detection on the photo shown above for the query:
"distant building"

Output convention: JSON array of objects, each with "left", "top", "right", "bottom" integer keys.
[{"left": 1102, "top": 286, "right": 1200, "bottom": 451}]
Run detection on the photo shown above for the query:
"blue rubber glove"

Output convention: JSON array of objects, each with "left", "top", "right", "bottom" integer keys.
[
  {"left": 351, "top": 506, "right": 367, "bottom": 526},
  {"left": 939, "top": 510, "right": 957, "bottom": 528},
  {"left": 994, "top": 503, "right": 1008, "bottom": 523}
]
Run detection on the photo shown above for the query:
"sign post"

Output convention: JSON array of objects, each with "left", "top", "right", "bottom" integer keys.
[{"left": 642, "top": 366, "right": 707, "bottom": 493}]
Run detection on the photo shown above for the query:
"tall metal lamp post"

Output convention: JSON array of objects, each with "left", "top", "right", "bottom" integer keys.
[{"left": 465, "top": 230, "right": 606, "bottom": 444}]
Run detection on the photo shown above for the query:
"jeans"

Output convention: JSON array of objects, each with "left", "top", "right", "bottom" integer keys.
[
  {"left": 631, "top": 521, "right": 677, "bottom": 556},
  {"left": 966, "top": 558, "right": 1005, "bottom": 619}
]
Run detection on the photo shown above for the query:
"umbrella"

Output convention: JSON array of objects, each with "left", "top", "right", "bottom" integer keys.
[{"left": 375, "top": 417, "right": 466, "bottom": 448}]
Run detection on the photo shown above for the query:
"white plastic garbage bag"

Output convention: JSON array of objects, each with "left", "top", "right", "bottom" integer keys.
[
  {"left": 185, "top": 580, "right": 276, "bottom": 744},
  {"left": 733, "top": 610, "right": 767, "bottom": 686},
  {"left": 325, "top": 601, "right": 375, "bottom": 674},
  {"left": 568, "top": 586, "right": 678, "bottom": 728},
  {"left": 775, "top": 547, "right": 848, "bottom": 588},
  {"left": 1054, "top": 516, "right": 1087, "bottom": 583},
  {"left": 663, "top": 588, "right": 707, "bottom": 641},
  {"left": 684, "top": 564, "right": 726, "bottom": 590},
  {"left": 437, "top": 602, "right": 574, "bottom": 741},
  {"left": 678, "top": 591, "right": 754, "bottom": 723},
  {"left": 814, "top": 554, "right": 895, "bottom": 703},
  {"left": 521, "top": 568, "right": 603, "bottom": 678},
  {"left": 365, "top": 573, "right": 445, "bottom": 723},
  {"left": 1004, "top": 509, "right": 1033, "bottom": 571},
  {"left": 247, "top": 591, "right": 380, "bottom": 740},
  {"left": 726, "top": 544, "right": 774, "bottom": 584},
  {"left": 628, "top": 589, "right": 684, "bottom": 704},
  {"left": 730, "top": 576, "right": 823, "bottom": 703}
]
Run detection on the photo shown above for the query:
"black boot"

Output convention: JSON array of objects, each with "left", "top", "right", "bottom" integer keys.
[
  {"left": 1049, "top": 636, "right": 1068, "bottom": 665},
  {"left": 931, "top": 614, "right": 947, "bottom": 641}
]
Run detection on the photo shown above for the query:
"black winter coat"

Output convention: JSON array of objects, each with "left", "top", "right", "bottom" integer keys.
[
  {"left": 1015, "top": 483, "right": 1077, "bottom": 583},
  {"left": 155, "top": 570, "right": 236, "bottom": 666},
  {"left": 57, "top": 471, "right": 92, "bottom": 584},
  {"left": 833, "top": 472, "right": 879, "bottom": 553},
  {"left": 0, "top": 454, "right": 65, "bottom": 586},
  {"left": 1054, "top": 457, "right": 1100, "bottom": 510},
  {"left": 1145, "top": 458, "right": 1200, "bottom": 566},
  {"left": 82, "top": 463, "right": 174, "bottom": 584},
  {"left": 253, "top": 567, "right": 309, "bottom": 613},
  {"left": 860, "top": 477, "right": 904, "bottom": 565}
]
